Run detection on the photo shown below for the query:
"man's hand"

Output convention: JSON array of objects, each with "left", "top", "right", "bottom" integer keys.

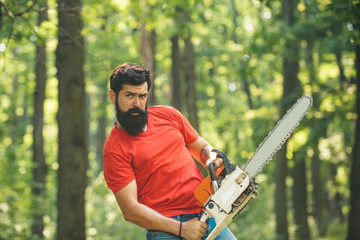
[
  {"left": 205, "top": 150, "right": 223, "bottom": 170},
  {"left": 181, "top": 218, "right": 208, "bottom": 240},
  {"left": 200, "top": 145, "right": 224, "bottom": 171}
]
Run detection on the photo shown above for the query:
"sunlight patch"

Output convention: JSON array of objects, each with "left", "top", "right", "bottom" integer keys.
[{"left": 0, "top": 43, "right": 6, "bottom": 52}]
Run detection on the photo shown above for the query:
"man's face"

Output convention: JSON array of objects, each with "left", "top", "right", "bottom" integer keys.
[
  {"left": 112, "top": 82, "right": 149, "bottom": 112},
  {"left": 109, "top": 82, "right": 149, "bottom": 135}
]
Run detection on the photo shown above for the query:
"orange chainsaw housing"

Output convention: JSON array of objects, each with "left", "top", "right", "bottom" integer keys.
[{"left": 194, "top": 165, "right": 225, "bottom": 205}]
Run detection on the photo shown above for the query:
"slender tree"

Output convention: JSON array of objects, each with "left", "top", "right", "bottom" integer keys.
[
  {"left": 56, "top": 0, "right": 87, "bottom": 239},
  {"left": 184, "top": 34, "right": 199, "bottom": 132},
  {"left": 171, "top": 34, "right": 182, "bottom": 111},
  {"left": 181, "top": 9, "right": 199, "bottom": 132},
  {"left": 292, "top": 150, "right": 311, "bottom": 239},
  {"left": 302, "top": 1, "right": 328, "bottom": 229},
  {"left": 229, "top": 0, "right": 253, "bottom": 109},
  {"left": 140, "top": 22, "right": 157, "bottom": 105},
  {"left": 31, "top": 0, "right": 48, "bottom": 238},
  {"left": 281, "top": 0, "right": 310, "bottom": 236},
  {"left": 275, "top": 0, "right": 305, "bottom": 239},
  {"left": 347, "top": 31, "right": 360, "bottom": 240},
  {"left": 274, "top": 146, "right": 289, "bottom": 240},
  {"left": 95, "top": 89, "right": 107, "bottom": 174},
  {"left": 309, "top": 92, "right": 329, "bottom": 237}
]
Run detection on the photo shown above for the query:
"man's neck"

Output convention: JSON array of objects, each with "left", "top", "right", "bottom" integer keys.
[{"left": 115, "top": 120, "right": 123, "bottom": 129}]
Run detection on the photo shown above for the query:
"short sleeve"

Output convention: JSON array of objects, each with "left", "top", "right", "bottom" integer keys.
[
  {"left": 103, "top": 129, "right": 135, "bottom": 194},
  {"left": 168, "top": 107, "right": 199, "bottom": 144}
]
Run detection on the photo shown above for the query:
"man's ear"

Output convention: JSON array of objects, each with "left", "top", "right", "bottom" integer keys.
[{"left": 109, "top": 89, "right": 116, "bottom": 104}]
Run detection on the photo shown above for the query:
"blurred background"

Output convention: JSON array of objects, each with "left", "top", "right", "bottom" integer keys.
[{"left": 0, "top": 0, "right": 359, "bottom": 239}]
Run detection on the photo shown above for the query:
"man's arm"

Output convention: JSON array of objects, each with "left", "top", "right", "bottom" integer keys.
[
  {"left": 114, "top": 179, "right": 208, "bottom": 240},
  {"left": 186, "top": 136, "right": 223, "bottom": 169}
]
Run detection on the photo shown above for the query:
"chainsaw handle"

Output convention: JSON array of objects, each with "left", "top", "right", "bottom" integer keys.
[
  {"left": 212, "top": 149, "right": 236, "bottom": 175},
  {"left": 209, "top": 162, "right": 216, "bottom": 181},
  {"left": 208, "top": 162, "right": 218, "bottom": 192},
  {"left": 207, "top": 149, "right": 235, "bottom": 192}
]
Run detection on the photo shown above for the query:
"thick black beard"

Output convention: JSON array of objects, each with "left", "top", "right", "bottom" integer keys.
[{"left": 115, "top": 103, "right": 148, "bottom": 136}]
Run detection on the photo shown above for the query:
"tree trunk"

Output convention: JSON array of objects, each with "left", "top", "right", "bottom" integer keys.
[
  {"left": 181, "top": 9, "right": 199, "bottom": 132},
  {"left": 292, "top": 153, "right": 311, "bottom": 239},
  {"left": 183, "top": 34, "right": 199, "bottom": 133},
  {"left": 240, "top": 65, "right": 253, "bottom": 109},
  {"left": 179, "top": 9, "right": 207, "bottom": 176},
  {"left": 95, "top": 91, "right": 107, "bottom": 175},
  {"left": 183, "top": 34, "right": 208, "bottom": 177},
  {"left": 56, "top": 0, "right": 87, "bottom": 239},
  {"left": 171, "top": 34, "right": 182, "bottom": 111},
  {"left": 275, "top": 0, "right": 304, "bottom": 239},
  {"left": 347, "top": 38, "right": 360, "bottom": 240},
  {"left": 335, "top": 51, "right": 346, "bottom": 87},
  {"left": 229, "top": 0, "right": 253, "bottom": 109},
  {"left": 306, "top": 40, "right": 328, "bottom": 236},
  {"left": 274, "top": 147, "right": 289, "bottom": 240},
  {"left": 31, "top": 0, "right": 48, "bottom": 238},
  {"left": 311, "top": 120, "right": 328, "bottom": 237},
  {"left": 230, "top": 0, "right": 238, "bottom": 43},
  {"left": 140, "top": 23, "right": 156, "bottom": 106}
]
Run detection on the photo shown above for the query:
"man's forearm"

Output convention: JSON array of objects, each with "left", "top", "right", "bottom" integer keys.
[
  {"left": 121, "top": 200, "right": 207, "bottom": 239},
  {"left": 122, "top": 200, "right": 180, "bottom": 235},
  {"left": 115, "top": 181, "right": 181, "bottom": 236},
  {"left": 186, "top": 136, "right": 213, "bottom": 166}
]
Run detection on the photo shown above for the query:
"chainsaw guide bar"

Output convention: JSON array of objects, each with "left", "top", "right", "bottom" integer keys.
[{"left": 242, "top": 96, "right": 313, "bottom": 178}]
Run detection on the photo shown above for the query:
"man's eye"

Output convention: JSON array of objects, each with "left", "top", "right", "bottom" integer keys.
[{"left": 126, "top": 94, "right": 133, "bottom": 98}]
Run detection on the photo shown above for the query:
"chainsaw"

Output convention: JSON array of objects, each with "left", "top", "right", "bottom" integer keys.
[{"left": 194, "top": 96, "right": 312, "bottom": 240}]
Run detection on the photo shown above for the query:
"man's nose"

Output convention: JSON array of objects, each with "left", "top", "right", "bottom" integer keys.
[{"left": 132, "top": 97, "right": 140, "bottom": 107}]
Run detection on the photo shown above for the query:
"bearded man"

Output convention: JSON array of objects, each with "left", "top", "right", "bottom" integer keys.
[{"left": 103, "top": 63, "right": 236, "bottom": 240}]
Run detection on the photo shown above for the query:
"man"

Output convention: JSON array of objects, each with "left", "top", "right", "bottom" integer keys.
[{"left": 103, "top": 63, "right": 236, "bottom": 240}]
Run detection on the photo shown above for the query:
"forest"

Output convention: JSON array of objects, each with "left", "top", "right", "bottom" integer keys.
[{"left": 0, "top": 0, "right": 359, "bottom": 239}]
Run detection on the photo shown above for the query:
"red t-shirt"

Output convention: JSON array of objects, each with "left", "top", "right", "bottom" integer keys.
[{"left": 103, "top": 106, "right": 203, "bottom": 217}]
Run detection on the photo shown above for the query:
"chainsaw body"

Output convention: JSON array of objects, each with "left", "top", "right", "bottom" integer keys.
[{"left": 195, "top": 150, "right": 257, "bottom": 240}]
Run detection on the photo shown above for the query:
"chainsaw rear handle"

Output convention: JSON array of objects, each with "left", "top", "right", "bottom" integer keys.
[
  {"left": 198, "top": 149, "right": 237, "bottom": 222},
  {"left": 209, "top": 162, "right": 216, "bottom": 180},
  {"left": 211, "top": 149, "right": 236, "bottom": 175},
  {"left": 206, "top": 149, "right": 237, "bottom": 194},
  {"left": 208, "top": 162, "right": 218, "bottom": 192}
]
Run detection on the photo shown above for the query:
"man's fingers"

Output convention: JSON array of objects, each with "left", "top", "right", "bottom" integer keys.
[
  {"left": 215, "top": 157, "right": 223, "bottom": 168},
  {"left": 206, "top": 156, "right": 223, "bottom": 170},
  {"left": 200, "top": 221, "right": 208, "bottom": 229},
  {"left": 200, "top": 222, "right": 208, "bottom": 234}
]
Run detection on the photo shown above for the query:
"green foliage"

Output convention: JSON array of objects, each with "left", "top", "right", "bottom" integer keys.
[
  {"left": 0, "top": 0, "right": 357, "bottom": 239},
  {"left": 86, "top": 174, "right": 147, "bottom": 239},
  {"left": 229, "top": 182, "right": 276, "bottom": 239},
  {"left": 318, "top": 222, "right": 347, "bottom": 240}
]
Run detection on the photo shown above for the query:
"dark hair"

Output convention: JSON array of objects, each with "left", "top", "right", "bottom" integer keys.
[{"left": 109, "top": 63, "right": 152, "bottom": 94}]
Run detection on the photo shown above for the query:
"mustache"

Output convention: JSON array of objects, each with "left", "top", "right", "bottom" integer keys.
[{"left": 127, "top": 107, "right": 147, "bottom": 115}]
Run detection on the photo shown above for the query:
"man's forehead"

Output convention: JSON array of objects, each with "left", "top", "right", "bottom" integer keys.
[{"left": 121, "top": 82, "right": 148, "bottom": 93}]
